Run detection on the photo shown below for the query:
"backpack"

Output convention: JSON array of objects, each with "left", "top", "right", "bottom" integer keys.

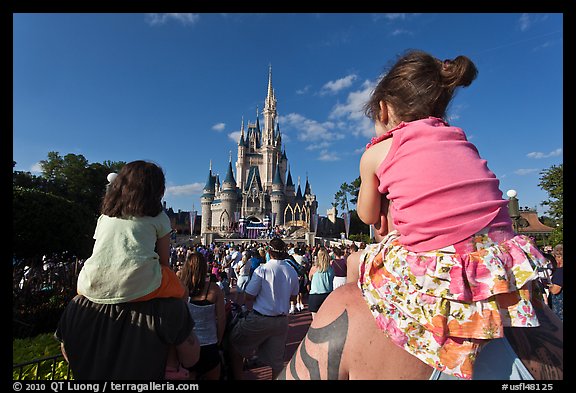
[{"left": 286, "top": 257, "right": 307, "bottom": 278}]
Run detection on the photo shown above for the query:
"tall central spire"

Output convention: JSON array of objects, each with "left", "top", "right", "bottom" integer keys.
[
  {"left": 267, "top": 63, "right": 273, "bottom": 103},
  {"left": 263, "top": 64, "right": 277, "bottom": 146}
]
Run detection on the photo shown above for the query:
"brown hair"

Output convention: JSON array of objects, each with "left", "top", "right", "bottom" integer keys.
[
  {"left": 179, "top": 251, "right": 208, "bottom": 296},
  {"left": 268, "top": 237, "right": 287, "bottom": 260},
  {"left": 316, "top": 247, "right": 331, "bottom": 273},
  {"left": 364, "top": 49, "right": 478, "bottom": 123},
  {"left": 101, "top": 160, "right": 165, "bottom": 217}
]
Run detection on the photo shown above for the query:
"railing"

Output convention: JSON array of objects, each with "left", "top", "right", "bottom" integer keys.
[{"left": 13, "top": 354, "right": 72, "bottom": 380}]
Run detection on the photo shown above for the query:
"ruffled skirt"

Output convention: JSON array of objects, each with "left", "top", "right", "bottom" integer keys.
[{"left": 358, "top": 229, "right": 547, "bottom": 379}]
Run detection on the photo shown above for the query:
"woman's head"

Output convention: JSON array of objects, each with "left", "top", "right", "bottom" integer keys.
[
  {"left": 101, "top": 160, "right": 166, "bottom": 217},
  {"left": 364, "top": 49, "right": 478, "bottom": 125},
  {"left": 316, "top": 247, "right": 331, "bottom": 273},
  {"left": 553, "top": 244, "right": 563, "bottom": 267},
  {"left": 179, "top": 251, "right": 208, "bottom": 295}
]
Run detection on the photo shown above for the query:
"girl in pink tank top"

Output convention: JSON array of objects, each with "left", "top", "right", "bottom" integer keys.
[{"left": 355, "top": 50, "right": 549, "bottom": 379}]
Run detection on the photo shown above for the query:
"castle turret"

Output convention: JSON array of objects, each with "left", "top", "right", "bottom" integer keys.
[
  {"left": 271, "top": 165, "right": 286, "bottom": 226},
  {"left": 220, "top": 156, "right": 238, "bottom": 230},
  {"left": 201, "top": 161, "right": 216, "bottom": 234},
  {"left": 285, "top": 166, "right": 295, "bottom": 199}
]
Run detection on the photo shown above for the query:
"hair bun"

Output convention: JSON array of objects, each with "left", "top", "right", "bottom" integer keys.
[{"left": 440, "top": 55, "right": 478, "bottom": 89}]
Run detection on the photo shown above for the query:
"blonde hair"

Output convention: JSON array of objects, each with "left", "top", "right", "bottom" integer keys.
[{"left": 316, "top": 248, "right": 331, "bottom": 273}]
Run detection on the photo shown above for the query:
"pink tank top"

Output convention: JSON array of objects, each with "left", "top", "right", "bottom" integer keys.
[{"left": 373, "top": 117, "right": 511, "bottom": 252}]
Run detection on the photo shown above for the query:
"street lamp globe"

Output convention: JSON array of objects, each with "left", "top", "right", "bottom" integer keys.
[{"left": 506, "top": 189, "right": 517, "bottom": 198}]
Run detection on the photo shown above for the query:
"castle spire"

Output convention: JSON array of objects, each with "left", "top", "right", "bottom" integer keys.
[
  {"left": 239, "top": 117, "right": 245, "bottom": 146},
  {"left": 267, "top": 64, "right": 273, "bottom": 103}
]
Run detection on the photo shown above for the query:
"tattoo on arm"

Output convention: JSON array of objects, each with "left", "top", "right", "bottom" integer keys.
[{"left": 283, "top": 310, "right": 348, "bottom": 380}]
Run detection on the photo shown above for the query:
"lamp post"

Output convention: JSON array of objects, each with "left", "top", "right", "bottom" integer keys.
[{"left": 507, "top": 189, "right": 520, "bottom": 233}]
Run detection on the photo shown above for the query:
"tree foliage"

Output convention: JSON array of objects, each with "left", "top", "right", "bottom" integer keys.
[
  {"left": 13, "top": 186, "right": 95, "bottom": 263},
  {"left": 538, "top": 163, "right": 563, "bottom": 244},
  {"left": 13, "top": 152, "right": 126, "bottom": 264},
  {"left": 334, "top": 176, "right": 361, "bottom": 212},
  {"left": 334, "top": 178, "right": 369, "bottom": 237}
]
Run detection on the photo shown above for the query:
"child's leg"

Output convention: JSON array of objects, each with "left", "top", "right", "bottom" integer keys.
[
  {"left": 165, "top": 345, "right": 190, "bottom": 380},
  {"left": 166, "top": 345, "right": 180, "bottom": 369},
  {"left": 132, "top": 265, "right": 186, "bottom": 302}
]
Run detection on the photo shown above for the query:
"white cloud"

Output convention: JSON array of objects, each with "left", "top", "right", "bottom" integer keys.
[
  {"left": 165, "top": 183, "right": 204, "bottom": 196},
  {"left": 279, "top": 113, "right": 344, "bottom": 142},
  {"left": 212, "top": 123, "right": 226, "bottom": 132},
  {"left": 30, "top": 162, "right": 43, "bottom": 174},
  {"left": 305, "top": 141, "right": 331, "bottom": 151},
  {"left": 514, "top": 168, "right": 540, "bottom": 176},
  {"left": 317, "top": 149, "right": 340, "bottom": 161},
  {"left": 383, "top": 13, "right": 408, "bottom": 21},
  {"left": 146, "top": 13, "right": 200, "bottom": 26},
  {"left": 296, "top": 85, "right": 310, "bottom": 95},
  {"left": 518, "top": 14, "right": 548, "bottom": 32},
  {"left": 329, "top": 79, "right": 375, "bottom": 138},
  {"left": 320, "top": 74, "right": 357, "bottom": 95},
  {"left": 390, "top": 29, "right": 412, "bottom": 36},
  {"left": 228, "top": 131, "right": 242, "bottom": 143},
  {"left": 518, "top": 14, "right": 531, "bottom": 32},
  {"left": 527, "top": 148, "right": 562, "bottom": 159}
]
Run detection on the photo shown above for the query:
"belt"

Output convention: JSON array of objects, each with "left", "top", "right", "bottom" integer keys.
[{"left": 253, "top": 309, "right": 286, "bottom": 317}]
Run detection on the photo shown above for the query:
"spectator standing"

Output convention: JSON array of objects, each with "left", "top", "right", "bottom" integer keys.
[
  {"left": 178, "top": 251, "right": 226, "bottom": 380},
  {"left": 227, "top": 237, "right": 299, "bottom": 380},
  {"left": 307, "top": 247, "right": 334, "bottom": 319},
  {"left": 249, "top": 248, "right": 266, "bottom": 279},
  {"left": 235, "top": 251, "right": 252, "bottom": 308},
  {"left": 331, "top": 246, "right": 347, "bottom": 290},
  {"left": 548, "top": 244, "right": 563, "bottom": 321},
  {"left": 290, "top": 247, "right": 310, "bottom": 313}
]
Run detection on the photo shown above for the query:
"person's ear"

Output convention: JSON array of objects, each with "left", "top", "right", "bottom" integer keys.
[{"left": 378, "top": 100, "right": 389, "bottom": 124}]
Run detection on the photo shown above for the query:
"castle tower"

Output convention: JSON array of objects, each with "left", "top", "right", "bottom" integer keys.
[
  {"left": 271, "top": 165, "right": 286, "bottom": 226},
  {"left": 200, "top": 161, "right": 215, "bottom": 234},
  {"left": 199, "top": 66, "right": 318, "bottom": 239},
  {"left": 236, "top": 117, "right": 246, "bottom": 187},
  {"left": 220, "top": 155, "right": 238, "bottom": 230},
  {"left": 262, "top": 64, "right": 277, "bottom": 147}
]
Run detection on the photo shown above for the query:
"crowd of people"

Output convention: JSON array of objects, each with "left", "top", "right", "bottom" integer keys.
[{"left": 54, "top": 48, "right": 563, "bottom": 382}]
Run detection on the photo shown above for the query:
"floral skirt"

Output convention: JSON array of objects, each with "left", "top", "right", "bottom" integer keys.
[{"left": 358, "top": 229, "right": 547, "bottom": 379}]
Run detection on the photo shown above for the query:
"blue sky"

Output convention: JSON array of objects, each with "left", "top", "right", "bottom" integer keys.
[{"left": 13, "top": 13, "right": 563, "bottom": 218}]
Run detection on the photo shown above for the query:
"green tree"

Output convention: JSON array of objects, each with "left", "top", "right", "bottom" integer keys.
[
  {"left": 13, "top": 153, "right": 126, "bottom": 264},
  {"left": 538, "top": 164, "right": 563, "bottom": 244},
  {"left": 37, "top": 152, "right": 125, "bottom": 214},
  {"left": 334, "top": 177, "right": 369, "bottom": 237},
  {"left": 334, "top": 176, "right": 360, "bottom": 212},
  {"left": 13, "top": 186, "right": 95, "bottom": 266}
]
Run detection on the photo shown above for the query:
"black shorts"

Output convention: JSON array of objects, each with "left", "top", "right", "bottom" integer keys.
[
  {"left": 185, "top": 343, "right": 220, "bottom": 376},
  {"left": 307, "top": 293, "right": 331, "bottom": 313}
]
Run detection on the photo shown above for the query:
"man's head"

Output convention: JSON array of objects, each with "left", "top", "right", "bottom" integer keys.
[{"left": 268, "top": 237, "right": 287, "bottom": 260}]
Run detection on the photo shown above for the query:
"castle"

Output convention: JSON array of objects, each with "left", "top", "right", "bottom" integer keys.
[{"left": 200, "top": 66, "right": 318, "bottom": 240}]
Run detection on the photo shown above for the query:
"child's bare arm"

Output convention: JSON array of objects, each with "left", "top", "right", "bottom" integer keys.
[
  {"left": 156, "top": 233, "right": 171, "bottom": 266},
  {"left": 357, "top": 149, "right": 383, "bottom": 226}
]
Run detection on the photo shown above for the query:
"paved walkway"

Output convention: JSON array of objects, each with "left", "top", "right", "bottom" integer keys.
[
  {"left": 225, "top": 284, "right": 312, "bottom": 380},
  {"left": 242, "top": 304, "right": 312, "bottom": 380}
]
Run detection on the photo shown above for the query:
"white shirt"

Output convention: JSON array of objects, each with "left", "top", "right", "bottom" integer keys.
[{"left": 246, "top": 259, "right": 299, "bottom": 316}]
